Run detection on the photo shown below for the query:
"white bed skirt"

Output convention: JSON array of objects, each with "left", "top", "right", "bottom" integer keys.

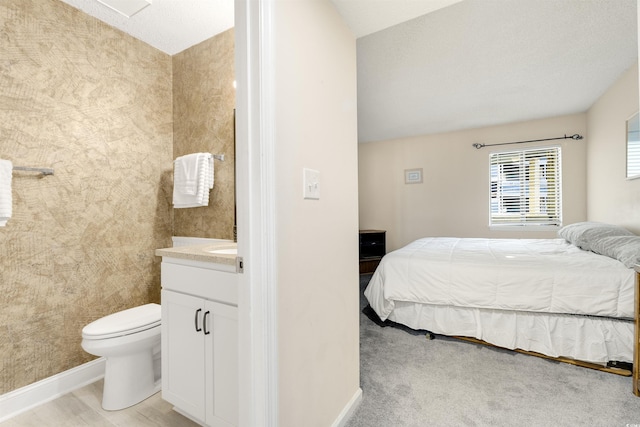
[{"left": 388, "top": 301, "right": 634, "bottom": 364}]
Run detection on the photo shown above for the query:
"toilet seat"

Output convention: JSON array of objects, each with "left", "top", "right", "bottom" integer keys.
[{"left": 82, "top": 303, "right": 161, "bottom": 340}]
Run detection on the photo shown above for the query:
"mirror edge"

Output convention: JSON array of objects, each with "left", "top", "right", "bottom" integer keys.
[{"left": 626, "top": 111, "right": 640, "bottom": 180}]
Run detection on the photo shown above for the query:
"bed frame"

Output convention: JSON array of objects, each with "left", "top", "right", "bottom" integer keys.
[
  {"left": 456, "top": 267, "right": 638, "bottom": 387},
  {"left": 453, "top": 264, "right": 639, "bottom": 378},
  {"left": 370, "top": 300, "right": 635, "bottom": 377},
  {"left": 410, "top": 313, "right": 634, "bottom": 377},
  {"left": 452, "top": 336, "right": 632, "bottom": 376}
]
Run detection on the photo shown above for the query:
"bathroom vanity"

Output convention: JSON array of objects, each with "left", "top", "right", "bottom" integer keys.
[{"left": 156, "top": 243, "right": 239, "bottom": 427}]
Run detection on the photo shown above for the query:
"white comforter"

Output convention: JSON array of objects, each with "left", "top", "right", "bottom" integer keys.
[{"left": 365, "top": 238, "right": 635, "bottom": 321}]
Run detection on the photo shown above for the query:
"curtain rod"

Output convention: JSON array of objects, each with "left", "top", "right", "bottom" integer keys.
[{"left": 472, "top": 133, "right": 583, "bottom": 150}]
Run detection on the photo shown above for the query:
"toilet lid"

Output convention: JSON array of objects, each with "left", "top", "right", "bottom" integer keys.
[{"left": 82, "top": 303, "right": 161, "bottom": 339}]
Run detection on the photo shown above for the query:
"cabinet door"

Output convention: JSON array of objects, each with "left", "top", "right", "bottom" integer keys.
[
  {"left": 161, "top": 290, "right": 206, "bottom": 423},
  {"left": 205, "top": 300, "right": 239, "bottom": 427}
]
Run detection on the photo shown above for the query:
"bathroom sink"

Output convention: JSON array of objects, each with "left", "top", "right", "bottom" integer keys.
[{"left": 206, "top": 248, "right": 237, "bottom": 255}]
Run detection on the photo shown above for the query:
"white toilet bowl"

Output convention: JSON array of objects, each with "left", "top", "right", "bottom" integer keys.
[{"left": 81, "top": 303, "right": 161, "bottom": 411}]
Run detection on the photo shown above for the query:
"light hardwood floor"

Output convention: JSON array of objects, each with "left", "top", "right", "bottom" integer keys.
[{"left": 2, "top": 380, "right": 200, "bottom": 427}]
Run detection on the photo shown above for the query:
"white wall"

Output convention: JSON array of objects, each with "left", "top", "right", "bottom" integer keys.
[
  {"left": 271, "top": 1, "right": 360, "bottom": 426},
  {"left": 586, "top": 63, "right": 640, "bottom": 233},
  {"left": 359, "top": 114, "right": 588, "bottom": 251}
]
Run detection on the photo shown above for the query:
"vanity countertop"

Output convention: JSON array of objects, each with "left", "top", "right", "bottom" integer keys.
[{"left": 156, "top": 242, "right": 237, "bottom": 266}]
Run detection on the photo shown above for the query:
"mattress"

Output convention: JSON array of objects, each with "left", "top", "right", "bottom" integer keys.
[{"left": 365, "top": 238, "right": 635, "bottom": 322}]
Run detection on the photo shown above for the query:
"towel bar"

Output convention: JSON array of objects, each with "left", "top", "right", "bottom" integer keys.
[{"left": 13, "top": 166, "right": 54, "bottom": 175}]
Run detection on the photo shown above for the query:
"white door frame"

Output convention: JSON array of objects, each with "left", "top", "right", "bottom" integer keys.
[{"left": 234, "top": 1, "right": 278, "bottom": 426}]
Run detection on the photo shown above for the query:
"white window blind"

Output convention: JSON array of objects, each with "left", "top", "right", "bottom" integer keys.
[
  {"left": 627, "top": 115, "right": 640, "bottom": 178},
  {"left": 628, "top": 138, "right": 640, "bottom": 178},
  {"left": 490, "top": 146, "right": 562, "bottom": 227}
]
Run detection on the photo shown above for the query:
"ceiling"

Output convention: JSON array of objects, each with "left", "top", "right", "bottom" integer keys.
[
  {"left": 56, "top": 0, "right": 455, "bottom": 54},
  {"left": 357, "top": 0, "right": 638, "bottom": 142},
  {"left": 58, "top": 0, "right": 235, "bottom": 55},
  {"left": 57, "top": 0, "right": 638, "bottom": 144}
]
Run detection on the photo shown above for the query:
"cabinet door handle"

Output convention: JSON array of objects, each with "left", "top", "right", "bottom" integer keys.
[
  {"left": 195, "top": 308, "right": 202, "bottom": 332},
  {"left": 203, "top": 311, "right": 210, "bottom": 335}
]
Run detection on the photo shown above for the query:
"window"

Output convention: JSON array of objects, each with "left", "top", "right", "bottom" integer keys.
[{"left": 490, "top": 146, "right": 562, "bottom": 227}]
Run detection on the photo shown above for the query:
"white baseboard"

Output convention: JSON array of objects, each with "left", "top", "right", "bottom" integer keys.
[
  {"left": 331, "top": 387, "right": 363, "bottom": 427},
  {"left": 0, "top": 358, "right": 105, "bottom": 423}
]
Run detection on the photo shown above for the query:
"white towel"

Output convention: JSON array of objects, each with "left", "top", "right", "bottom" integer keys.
[
  {"left": 173, "top": 153, "right": 214, "bottom": 208},
  {"left": 174, "top": 153, "right": 203, "bottom": 195},
  {"left": 0, "top": 159, "right": 12, "bottom": 226}
]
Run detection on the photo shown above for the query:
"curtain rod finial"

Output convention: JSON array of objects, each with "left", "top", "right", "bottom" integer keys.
[
  {"left": 571, "top": 134, "right": 583, "bottom": 140},
  {"left": 472, "top": 143, "right": 484, "bottom": 149}
]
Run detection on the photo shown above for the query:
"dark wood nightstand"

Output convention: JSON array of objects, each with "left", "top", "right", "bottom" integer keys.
[{"left": 359, "top": 230, "right": 386, "bottom": 274}]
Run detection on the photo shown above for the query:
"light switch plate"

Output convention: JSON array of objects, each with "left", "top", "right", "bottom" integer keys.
[{"left": 303, "top": 168, "right": 320, "bottom": 200}]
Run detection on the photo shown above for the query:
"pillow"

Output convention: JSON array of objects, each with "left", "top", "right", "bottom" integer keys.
[
  {"left": 589, "top": 235, "right": 640, "bottom": 268},
  {"left": 557, "top": 222, "right": 634, "bottom": 251}
]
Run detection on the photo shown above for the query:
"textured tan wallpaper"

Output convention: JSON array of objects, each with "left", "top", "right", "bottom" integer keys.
[
  {"left": 173, "top": 29, "right": 236, "bottom": 240},
  {"left": 0, "top": 0, "right": 174, "bottom": 394}
]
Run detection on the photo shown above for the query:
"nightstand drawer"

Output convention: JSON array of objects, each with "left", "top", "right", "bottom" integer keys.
[
  {"left": 359, "top": 230, "right": 386, "bottom": 274},
  {"left": 359, "top": 230, "right": 386, "bottom": 258}
]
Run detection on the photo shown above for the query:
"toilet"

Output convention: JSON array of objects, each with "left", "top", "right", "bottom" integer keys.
[{"left": 81, "top": 303, "right": 161, "bottom": 411}]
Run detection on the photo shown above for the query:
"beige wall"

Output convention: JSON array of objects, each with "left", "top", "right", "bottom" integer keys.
[
  {"left": 359, "top": 114, "right": 588, "bottom": 251},
  {"left": 586, "top": 63, "right": 640, "bottom": 233},
  {"left": 272, "top": 1, "right": 360, "bottom": 426},
  {"left": 0, "top": 0, "right": 173, "bottom": 393},
  {"left": 173, "top": 29, "right": 236, "bottom": 240}
]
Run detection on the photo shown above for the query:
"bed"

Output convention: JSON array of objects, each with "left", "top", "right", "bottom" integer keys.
[{"left": 364, "top": 222, "right": 640, "bottom": 374}]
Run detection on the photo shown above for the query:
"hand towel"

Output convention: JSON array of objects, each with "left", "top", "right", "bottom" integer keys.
[
  {"left": 174, "top": 153, "right": 203, "bottom": 195},
  {"left": 0, "top": 159, "right": 12, "bottom": 226},
  {"left": 194, "top": 154, "right": 214, "bottom": 207},
  {"left": 173, "top": 153, "right": 214, "bottom": 208}
]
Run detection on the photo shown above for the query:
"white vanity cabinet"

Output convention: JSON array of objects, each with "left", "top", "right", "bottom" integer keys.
[{"left": 160, "top": 258, "right": 238, "bottom": 427}]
